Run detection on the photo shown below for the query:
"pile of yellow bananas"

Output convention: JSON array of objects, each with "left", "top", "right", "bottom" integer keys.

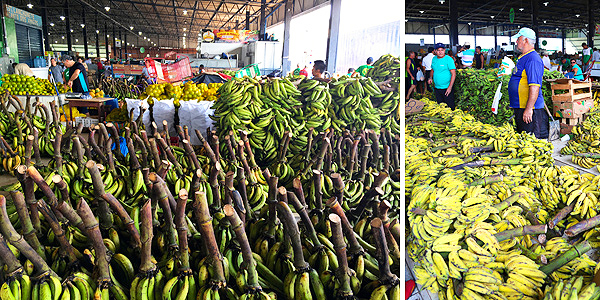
[
  {"left": 58, "top": 105, "right": 87, "bottom": 121},
  {"left": 407, "top": 99, "right": 600, "bottom": 300}
]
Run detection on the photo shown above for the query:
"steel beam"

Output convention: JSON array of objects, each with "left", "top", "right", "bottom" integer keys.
[
  {"left": 449, "top": 0, "right": 459, "bottom": 47},
  {"left": 65, "top": 1, "right": 72, "bottom": 52},
  {"left": 281, "top": 0, "right": 293, "bottom": 75},
  {"left": 325, "top": 0, "right": 342, "bottom": 74},
  {"left": 83, "top": 12, "right": 88, "bottom": 58},
  {"left": 589, "top": 0, "right": 594, "bottom": 47},
  {"left": 531, "top": 0, "right": 539, "bottom": 49},
  {"left": 41, "top": 0, "right": 50, "bottom": 51},
  {"left": 207, "top": 0, "right": 225, "bottom": 27},
  {"left": 119, "top": 31, "right": 122, "bottom": 60},
  {"left": 113, "top": 26, "right": 116, "bottom": 60},
  {"left": 246, "top": 10, "right": 250, "bottom": 29},
  {"left": 494, "top": 24, "right": 497, "bottom": 49},
  {"left": 95, "top": 15, "right": 100, "bottom": 58},
  {"left": 260, "top": 0, "right": 266, "bottom": 40},
  {"left": 105, "top": 22, "right": 109, "bottom": 60}
]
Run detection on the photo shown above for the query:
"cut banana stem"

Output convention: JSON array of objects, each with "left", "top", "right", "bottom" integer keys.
[
  {"left": 370, "top": 218, "right": 398, "bottom": 284},
  {"left": 15, "top": 165, "right": 41, "bottom": 233},
  {"left": 494, "top": 224, "right": 547, "bottom": 242},
  {"left": 276, "top": 200, "right": 309, "bottom": 270},
  {"left": 10, "top": 190, "right": 45, "bottom": 261},
  {"left": 468, "top": 174, "right": 503, "bottom": 186},
  {"left": 36, "top": 199, "right": 78, "bottom": 263},
  {"left": 540, "top": 241, "right": 591, "bottom": 275},
  {"left": 329, "top": 214, "right": 354, "bottom": 298},
  {"left": 327, "top": 197, "right": 365, "bottom": 255},
  {"left": 224, "top": 204, "right": 261, "bottom": 289},
  {"left": 0, "top": 234, "right": 23, "bottom": 274},
  {"left": 193, "top": 191, "right": 227, "bottom": 282},
  {"left": 100, "top": 193, "right": 142, "bottom": 249},
  {"left": 565, "top": 214, "right": 600, "bottom": 237},
  {"left": 288, "top": 190, "right": 322, "bottom": 249},
  {"left": 85, "top": 161, "right": 113, "bottom": 230},
  {"left": 77, "top": 197, "right": 109, "bottom": 283},
  {"left": 492, "top": 192, "right": 523, "bottom": 211}
]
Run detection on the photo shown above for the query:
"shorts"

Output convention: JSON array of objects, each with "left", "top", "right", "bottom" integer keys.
[
  {"left": 513, "top": 108, "right": 549, "bottom": 139},
  {"left": 406, "top": 77, "right": 415, "bottom": 86},
  {"left": 434, "top": 88, "right": 455, "bottom": 110}
]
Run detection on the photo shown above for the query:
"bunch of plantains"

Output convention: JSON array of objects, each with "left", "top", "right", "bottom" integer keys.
[
  {"left": 454, "top": 69, "right": 562, "bottom": 127},
  {"left": 406, "top": 98, "right": 600, "bottom": 300},
  {"left": 0, "top": 86, "right": 400, "bottom": 299}
]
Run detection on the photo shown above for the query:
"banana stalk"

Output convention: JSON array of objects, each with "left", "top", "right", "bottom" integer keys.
[
  {"left": 15, "top": 165, "right": 41, "bottom": 233},
  {"left": 540, "top": 241, "right": 592, "bottom": 275},
  {"left": 85, "top": 160, "right": 113, "bottom": 230},
  {"left": 329, "top": 214, "right": 356, "bottom": 299},
  {"left": 494, "top": 224, "right": 547, "bottom": 242},
  {"left": 9, "top": 190, "right": 45, "bottom": 261}
]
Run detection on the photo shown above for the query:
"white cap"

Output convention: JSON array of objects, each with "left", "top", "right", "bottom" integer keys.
[
  {"left": 512, "top": 27, "right": 536, "bottom": 41},
  {"left": 464, "top": 42, "right": 470, "bottom": 46}
]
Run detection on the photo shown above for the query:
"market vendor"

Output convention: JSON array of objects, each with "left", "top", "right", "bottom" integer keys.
[
  {"left": 570, "top": 59, "right": 585, "bottom": 80},
  {"left": 508, "top": 27, "right": 548, "bottom": 139},
  {"left": 61, "top": 54, "right": 91, "bottom": 100},
  {"left": 312, "top": 60, "right": 330, "bottom": 83},
  {"left": 428, "top": 43, "right": 456, "bottom": 110}
]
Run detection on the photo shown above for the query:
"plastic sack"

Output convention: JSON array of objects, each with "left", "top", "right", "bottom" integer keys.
[
  {"left": 491, "top": 82, "right": 502, "bottom": 115},
  {"left": 178, "top": 101, "right": 215, "bottom": 145},
  {"left": 416, "top": 69, "right": 425, "bottom": 81},
  {"left": 497, "top": 57, "right": 515, "bottom": 77}
]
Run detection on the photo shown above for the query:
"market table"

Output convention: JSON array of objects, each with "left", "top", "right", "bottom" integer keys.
[{"left": 65, "top": 97, "right": 115, "bottom": 126}]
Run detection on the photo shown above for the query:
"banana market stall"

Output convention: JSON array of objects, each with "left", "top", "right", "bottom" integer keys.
[
  {"left": 406, "top": 97, "right": 600, "bottom": 300},
  {"left": 0, "top": 53, "right": 403, "bottom": 300}
]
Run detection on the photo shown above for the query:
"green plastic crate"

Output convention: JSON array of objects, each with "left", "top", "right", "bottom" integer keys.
[{"left": 235, "top": 64, "right": 260, "bottom": 78}]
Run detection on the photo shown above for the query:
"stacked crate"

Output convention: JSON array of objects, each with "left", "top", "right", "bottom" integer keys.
[{"left": 550, "top": 79, "right": 593, "bottom": 134}]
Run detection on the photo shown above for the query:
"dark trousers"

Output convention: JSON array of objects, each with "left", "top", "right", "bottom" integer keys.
[
  {"left": 513, "top": 108, "right": 549, "bottom": 139},
  {"left": 434, "top": 88, "right": 455, "bottom": 110},
  {"left": 425, "top": 70, "right": 432, "bottom": 91}
]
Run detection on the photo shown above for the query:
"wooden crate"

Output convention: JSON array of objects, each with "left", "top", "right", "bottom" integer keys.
[
  {"left": 551, "top": 79, "right": 592, "bottom": 102},
  {"left": 560, "top": 116, "right": 584, "bottom": 126}
]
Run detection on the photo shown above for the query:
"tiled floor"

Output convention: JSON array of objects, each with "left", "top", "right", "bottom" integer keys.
[{"left": 405, "top": 258, "right": 438, "bottom": 300}]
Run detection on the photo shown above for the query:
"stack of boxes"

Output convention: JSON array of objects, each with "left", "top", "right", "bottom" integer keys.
[{"left": 550, "top": 79, "right": 593, "bottom": 134}]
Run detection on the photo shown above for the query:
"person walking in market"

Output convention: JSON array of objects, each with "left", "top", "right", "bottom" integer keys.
[
  {"left": 405, "top": 51, "right": 418, "bottom": 100},
  {"left": 508, "top": 27, "right": 548, "bottom": 139},
  {"left": 428, "top": 43, "right": 456, "bottom": 110},
  {"left": 422, "top": 47, "right": 435, "bottom": 91},
  {"left": 355, "top": 57, "right": 374, "bottom": 76},
  {"left": 457, "top": 42, "right": 475, "bottom": 68},
  {"left": 473, "top": 46, "right": 485, "bottom": 69},
  {"left": 582, "top": 43, "right": 591, "bottom": 73},
  {"left": 48, "top": 58, "right": 63, "bottom": 84}
]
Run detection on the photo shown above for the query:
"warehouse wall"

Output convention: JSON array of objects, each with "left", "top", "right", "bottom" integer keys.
[{"left": 4, "top": 18, "right": 19, "bottom": 63}]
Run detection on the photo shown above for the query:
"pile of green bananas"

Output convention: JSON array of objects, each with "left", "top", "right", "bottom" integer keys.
[
  {"left": 454, "top": 69, "right": 562, "bottom": 126},
  {"left": 365, "top": 54, "right": 401, "bottom": 81},
  {"left": 406, "top": 98, "right": 600, "bottom": 299},
  {"left": 0, "top": 84, "right": 401, "bottom": 300}
]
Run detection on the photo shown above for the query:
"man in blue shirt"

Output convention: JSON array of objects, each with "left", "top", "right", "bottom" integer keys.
[
  {"left": 508, "top": 27, "right": 548, "bottom": 139},
  {"left": 428, "top": 43, "right": 457, "bottom": 110}
]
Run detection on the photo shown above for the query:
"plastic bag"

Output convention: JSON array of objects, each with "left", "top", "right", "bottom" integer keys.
[
  {"left": 497, "top": 57, "right": 515, "bottom": 77},
  {"left": 416, "top": 69, "right": 425, "bottom": 81},
  {"left": 491, "top": 82, "right": 502, "bottom": 114}
]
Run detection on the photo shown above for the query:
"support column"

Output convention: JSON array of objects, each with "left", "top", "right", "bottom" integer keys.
[
  {"left": 473, "top": 24, "right": 477, "bottom": 47},
  {"left": 281, "top": 0, "right": 293, "bottom": 75},
  {"left": 124, "top": 34, "right": 127, "bottom": 59},
  {"left": 562, "top": 29, "right": 566, "bottom": 53},
  {"left": 246, "top": 10, "right": 250, "bottom": 30},
  {"left": 531, "top": 0, "right": 539, "bottom": 49},
  {"left": 494, "top": 25, "right": 498, "bottom": 49},
  {"left": 449, "top": 0, "right": 459, "bottom": 47},
  {"left": 588, "top": 0, "right": 594, "bottom": 48},
  {"left": 112, "top": 26, "right": 116, "bottom": 60},
  {"left": 40, "top": 0, "right": 50, "bottom": 51},
  {"left": 64, "top": 1, "right": 72, "bottom": 52},
  {"left": 95, "top": 15, "right": 100, "bottom": 58},
  {"left": 325, "top": 0, "right": 342, "bottom": 74},
  {"left": 82, "top": 13, "right": 88, "bottom": 58},
  {"left": 105, "top": 22, "right": 109, "bottom": 61},
  {"left": 433, "top": 27, "right": 436, "bottom": 44},
  {"left": 260, "top": 0, "right": 266, "bottom": 40},
  {"left": 119, "top": 31, "right": 122, "bottom": 60}
]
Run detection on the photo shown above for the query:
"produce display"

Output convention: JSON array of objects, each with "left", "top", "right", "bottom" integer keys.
[
  {"left": 0, "top": 75, "right": 70, "bottom": 96},
  {"left": 99, "top": 78, "right": 144, "bottom": 100},
  {"left": 0, "top": 54, "right": 401, "bottom": 300},
  {"left": 560, "top": 108, "right": 600, "bottom": 168},
  {"left": 406, "top": 98, "right": 600, "bottom": 299},
  {"left": 365, "top": 55, "right": 401, "bottom": 82},
  {"left": 454, "top": 69, "right": 562, "bottom": 126},
  {"left": 141, "top": 82, "right": 222, "bottom": 102},
  {"left": 89, "top": 88, "right": 105, "bottom": 98},
  {"left": 211, "top": 73, "right": 401, "bottom": 170}
]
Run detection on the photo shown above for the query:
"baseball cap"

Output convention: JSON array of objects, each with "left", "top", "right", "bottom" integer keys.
[
  {"left": 60, "top": 54, "right": 73, "bottom": 62},
  {"left": 464, "top": 42, "right": 470, "bottom": 46},
  {"left": 434, "top": 43, "right": 445, "bottom": 50},
  {"left": 512, "top": 27, "right": 536, "bottom": 41}
]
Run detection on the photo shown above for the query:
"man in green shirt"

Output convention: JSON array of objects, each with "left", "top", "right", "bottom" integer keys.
[
  {"left": 292, "top": 64, "right": 301, "bottom": 75},
  {"left": 355, "top": 57, "right": 374, "bottom": 76},
  {"left": 560, "top": 57, "right": 570, "bottom": 73}
]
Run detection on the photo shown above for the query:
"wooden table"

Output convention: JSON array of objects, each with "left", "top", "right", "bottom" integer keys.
[{"left": 66, "top": 97, "right": 115, "bottom": 126}]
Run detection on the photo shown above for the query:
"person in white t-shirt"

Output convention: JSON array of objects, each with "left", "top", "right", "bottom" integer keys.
[
  {"left": 542, "top": 52, "right": 551, "bottom": 70},
  {"left": 457, "top": 42, "right": 475, "bottom": 68},
  {"left": 582, "top": 43, "right": 592, "bottom": 72},
  {"left": 422, "top": 47, "right": 435, "bottom": 91},
  {"left": 592, "top": 48, "right": 600, "bottom": 70}
]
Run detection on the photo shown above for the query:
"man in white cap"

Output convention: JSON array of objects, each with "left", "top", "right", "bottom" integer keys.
[
  {"left": 508, "top": 27, "right": 548, "bottom": 139},
  {"left": 542, "top": 51, "right": 551, "bottom": 70},
  {"left": 457, "top": 42, "right": 475, "bottom": 68}
]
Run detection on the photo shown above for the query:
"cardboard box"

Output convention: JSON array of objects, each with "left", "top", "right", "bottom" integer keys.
[
  {"left": 560, "top": 123, "right": 576, "bottom": 135},
  {"left": 553, "top": 98, "right": 594, "bottom": 118},
  {"left": 112, "top": 64, "right": 127, "bottom": 73}
]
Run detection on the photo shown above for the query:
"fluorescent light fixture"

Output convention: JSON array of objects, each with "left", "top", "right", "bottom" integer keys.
[
  {"left": 60, "top": 16, "right": 65, "bottom": 20},
  {"left": 96, "top": 30, "right": 100, "bottom": 33},
  {"left": 183, "top": 28, "right": 187, "bottom": 31},
  {"left": 419, "top": 10, "right": 424, "bottom": 13},
  {"left": 183, "top": 9, "right": 187, "bottom": 15},
  {"left": 519, "top": 7, "right": 524, "bottom": 11},
  {"left": 104, "top": 6, "right": 110, "bottom": 11},
  {"left": 490, "top": 15, "right": 494, "bottom": 19},
  {"left": 543, "top": 2, "right": 549, "bottom": 6},
  {"left": 576, "top": 14, "right": 580, "bottom": 17},
  {"left": 50, "top": 22, "right": 55, "bottom": 26},
  {"left": 27, "top": 3, "right": 33, "bottom": 9},
  {"left": 130, "top": 26, "right": 133, "bottom": 30},
  {"left": 62, "top": 36, "right": 65, "bottom": 39},
  {"left": 81, "top": 24, "right": 85, "bottom": 28},
  {"left": 139, "top": 31, "right": 142, "bottom": 35}
]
